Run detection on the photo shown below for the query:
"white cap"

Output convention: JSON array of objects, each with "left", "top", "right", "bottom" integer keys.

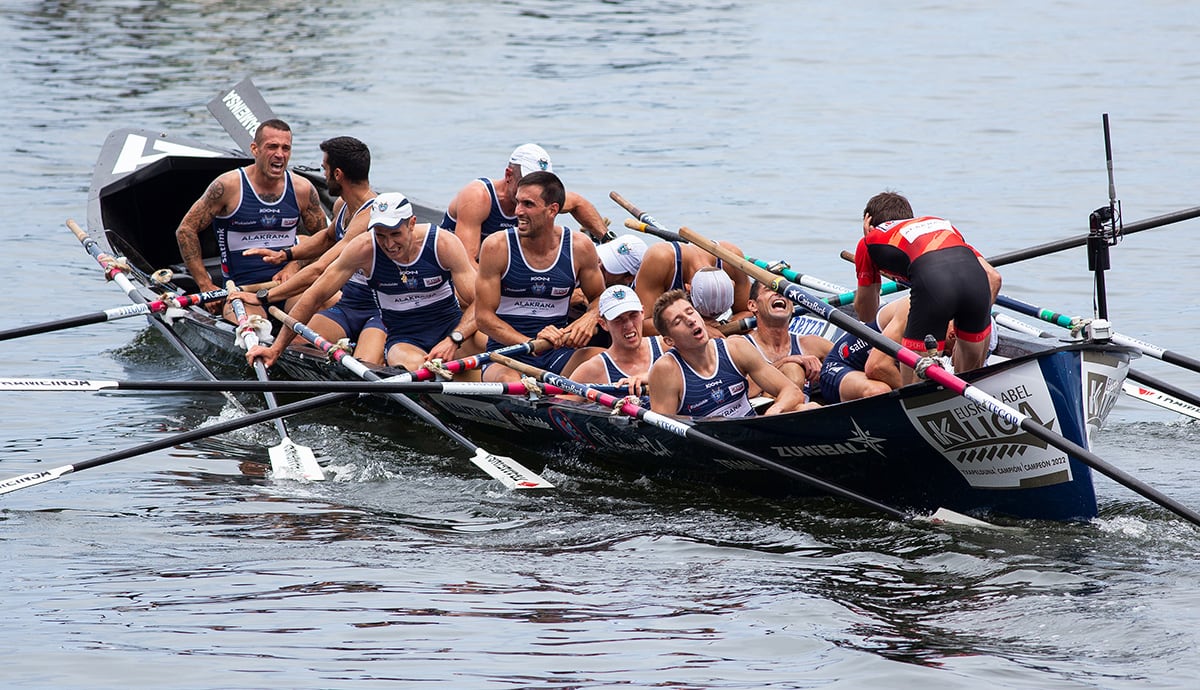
[
  {"left": 598, "top": 285, "right": 643, "bottom": 320},
  {"left": 508, "top": 143, "right": 553, "bottom": 178},
  {"left": 369, "top": 192, "right": 414, "bottom": 229},
  {"left": 596, "top": 234, "right": 648, "bottom": 276},
  {"left": 690, "top": 268, "right": 733, "bottom": 319}
]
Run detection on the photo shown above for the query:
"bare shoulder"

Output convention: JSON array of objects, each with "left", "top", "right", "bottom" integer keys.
[{"left": 450, "top": 178, "right": 491, "bottom": 219}]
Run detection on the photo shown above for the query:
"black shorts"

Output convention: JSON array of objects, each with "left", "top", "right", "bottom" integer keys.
[{"left": 905, "top": 246, "right": 991, "bottom": 350}]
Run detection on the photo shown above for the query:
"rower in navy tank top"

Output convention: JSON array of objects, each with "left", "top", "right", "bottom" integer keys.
[
  {"left": 664, "top": 338, "right": 754, "bottom": 418},
  {"left": 442, "top": 178, "right": 516, "bottom": 248},
  {"left": 489, "top": 226, "right": 575, "bottom": 346},
  {"left": 368, "top": 224, "right": 462, "bottom": 353},
  {"left": 214, "top": 167, "right": 301, "bottom": 286}
]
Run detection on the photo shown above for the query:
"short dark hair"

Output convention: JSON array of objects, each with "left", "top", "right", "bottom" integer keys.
[
  {"left": 254, "top": 118, "right": 291, "bottom": 143},
  {"left": 651, "top": 288, "right": 690, "bottom": 336},
  {"left": 516, "top": 170, "right": 566, "bottom": 209},
  {"left": 320, "top": 136, "right": 371, "bottom": 183},
  {"left": 864, "top": 191, "right": 913, "bottom": 226}
]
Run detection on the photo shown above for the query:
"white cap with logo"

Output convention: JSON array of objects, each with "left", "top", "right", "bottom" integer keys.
[
  {"left": 508, "top": 143, "right": 554, "bottom": 179},
  {"left": 596, "top": 234, "right": 648, "bottom": 276},
  {"left": 598, "top": 285, "right": 643, "bottom": 320},
  {"left": 369, "top": 192, "right": 414, "bottom": 229}
]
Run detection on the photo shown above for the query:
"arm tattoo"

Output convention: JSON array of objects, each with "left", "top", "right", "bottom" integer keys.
[{"left": 301, "top": 184, "right": 326, "bottom": 234}]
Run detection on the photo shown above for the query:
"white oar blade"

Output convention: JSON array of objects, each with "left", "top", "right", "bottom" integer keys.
[
  {"left": 0, "top": 466, "right": 74, "bottom": 495},
  {"left": 469, "top": 448, "right": 552, "bottom": 489},
  {"left": 268, "top": 439, "right": 325, "bottom": 481},
  {"left": 927, "top": 507, "right": 1019, "bottom": 531},
  {"left": 1122, "top": 382, "right": 1200, "bottom": 421}
]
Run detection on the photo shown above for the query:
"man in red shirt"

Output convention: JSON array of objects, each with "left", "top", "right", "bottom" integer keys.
[{"left": 852, "top": 191, "right": 1001, "bottom": 384}]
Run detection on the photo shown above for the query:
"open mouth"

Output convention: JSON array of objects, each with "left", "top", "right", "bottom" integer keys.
[{"left": 770, "top": 297, "right": 788, "bottom": 311}]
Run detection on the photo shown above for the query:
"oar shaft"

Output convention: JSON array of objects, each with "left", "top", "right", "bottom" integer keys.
[
  {"left": 0, "top": 289, "right": 229, "bottom": 342},
  {"left": 0, "top": 377, "right": 562, "bottom": 395},
  {"left": 986, "top": 205, "right": 1200, "bottom": 267},
  {"left": 67, "top": 219, "right": 252, "bottom": 414},
  {"left": 0, "top": 391, "right": 355, "bottom": 496}
]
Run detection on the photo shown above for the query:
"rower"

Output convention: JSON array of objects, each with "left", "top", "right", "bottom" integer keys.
[
  {"left": 818, "top": 297, "right": 909, "bottom": 404},
  {"left": 476, "top": 171, "right": 606, "bottom": 382},
  {"left": 647, "top": 289, "right": 813, "bottom": 417},
  {"left": 174, "top": 118, "right": 327, "bottom": 322},
  {"left": 245, "top": 192, "right": 479, "bottom": 370}
]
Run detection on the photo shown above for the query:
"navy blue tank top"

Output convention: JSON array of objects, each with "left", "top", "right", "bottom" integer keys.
[
  {"left": 368, "top": 226, "right": 461, "bottom": 336},
  {"left": 666, "top": 338, "right": 754, "bottom": 418},
  {"left": 599, "top": 337, "right": 664, "bottom": 384},
  {"left": 213, "top": 168, "right": 301, "bottom": 285},
  {"left": 489, "top": 227, "right": 576, "bottom": 346}
]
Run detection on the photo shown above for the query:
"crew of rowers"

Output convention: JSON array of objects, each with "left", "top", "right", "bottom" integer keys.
[{"left": 175, "top": 121, "right": 1001, "bottom": 421}]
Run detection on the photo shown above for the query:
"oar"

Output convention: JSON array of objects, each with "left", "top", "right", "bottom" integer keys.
[
  {"left": 228, "top": 283, "right": 324, "bottom": 481},
  {"left": 488, "top": 352, "right": 996, "bottom": 528},
  {"left": 1, "top": 391, "right": 357, "bottom": 497},
  {"left": 67, "top": 220, "right": 252, "bottom": 415},
  {"left": 986, "top": 205, "right": 1200, "bottom": 267},
  {"left": 0, "top": 289, "right": 229, "bottom": 342},
  {"left": 627, "top": 217, "right": 1200, "bottom": 528},
  {"left": 269, "top": 306, "right": 553, "bottom": 489},
  {"left": 994, "top": 293, "right": 1200, "bottom": 377}
]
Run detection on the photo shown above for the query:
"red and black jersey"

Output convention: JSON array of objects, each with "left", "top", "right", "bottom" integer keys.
[{"left": 854, "top": 216, "right": 978, "bottom": 286}]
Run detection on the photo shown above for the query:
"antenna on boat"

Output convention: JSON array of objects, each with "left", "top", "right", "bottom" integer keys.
[{"left": 1087, "top": 113, "right": 1123, "bottom": 327}]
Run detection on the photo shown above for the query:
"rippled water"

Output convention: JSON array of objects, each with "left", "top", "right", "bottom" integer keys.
[{"left": 2, "top": 1, "right": 1200, "bottom": 688}]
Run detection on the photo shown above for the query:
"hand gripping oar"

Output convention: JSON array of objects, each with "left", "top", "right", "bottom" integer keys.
[
  {"left": 228, "top": 283, "right": 324, "bottom": 481},
  {"left": 0, "top": 391, "right": 356, "bottom": 497},
  {"left": 269, "top": 307, "right": 553, "bottom": 489},
  {"left": 0, "top": 289, "right": 229, "bottom": 342},
  {"left": 487, "top": 352, "right": 996, "bottom": 528},
  {"left": 994, "top": 293, "right": 1200, "bottom": 378},
  {"left": 630, "top": 218, "right": 1200, "bottom": 528}
]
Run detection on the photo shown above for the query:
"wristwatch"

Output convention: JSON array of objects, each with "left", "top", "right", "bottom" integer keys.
[
  {"left": 449, "top": 331, "right": 465, "bottom": 345},
  {"left": 256, "top": 287, "right": 271, "bottom": 305}
]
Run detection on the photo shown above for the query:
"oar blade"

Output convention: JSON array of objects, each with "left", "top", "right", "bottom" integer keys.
[
  {"left": 268, "top": 438, "right": 325, "bottom": 481},
  {"left": 926, "top": 507, "right": 1019, "bottom": 531},
  {"left": 469, "top": 448, "right": 553, "bottom": 489},
  {"left": 0, "top": 466, "right": 74, "bottom": 496}
]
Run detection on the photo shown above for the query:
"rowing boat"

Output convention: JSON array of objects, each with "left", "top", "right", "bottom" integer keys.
[{"left": 85, "top": 120, "right": 1136, "bottom": 522}]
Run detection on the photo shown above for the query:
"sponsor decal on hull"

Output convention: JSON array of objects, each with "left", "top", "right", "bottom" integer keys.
[
  {"left": 1081, "top": 350, "right": 1127, "bottom": 442},
  {"left": 772, "top": 418, "right": 887, "bottom": 459},
  {"left": 904, "top": 361, "right": 1072, "bottom": 488}
]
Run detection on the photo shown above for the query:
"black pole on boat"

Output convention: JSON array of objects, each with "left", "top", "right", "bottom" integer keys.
[{"left": 1086, "top": 113, "right": 1122, "bottom": 322}]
